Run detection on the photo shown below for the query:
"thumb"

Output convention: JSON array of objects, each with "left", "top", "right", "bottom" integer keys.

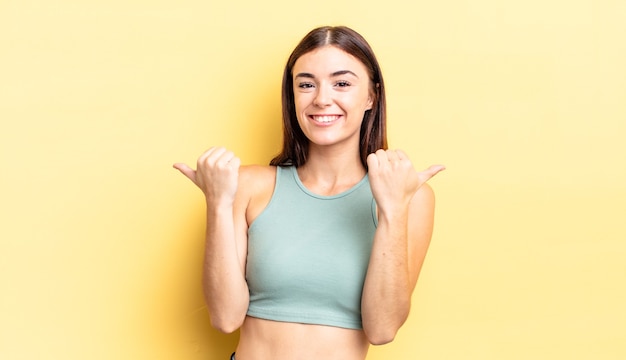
[
  {"left": 418, "top": 164, "right": 446, "bottom": 183},
  {"left": 172, "top": 163, "right": 197, "bottom": 184},
  {"left": 366, "top": 153, "right": 379, "bottom": 172}
]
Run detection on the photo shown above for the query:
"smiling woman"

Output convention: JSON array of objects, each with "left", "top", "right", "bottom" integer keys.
[
  {"left": 292, "top": 46, "right": 374, "bottom": 150},
  {"left": 173, "top": 25, "right": 444, "bottom": 360},
  {"left": 273, "top": 26, "right": 387, "bottom": 169}
]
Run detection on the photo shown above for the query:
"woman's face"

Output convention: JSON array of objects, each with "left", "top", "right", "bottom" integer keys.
[{"left": 292, "top": 46, "right": 373, "bottom": 149}]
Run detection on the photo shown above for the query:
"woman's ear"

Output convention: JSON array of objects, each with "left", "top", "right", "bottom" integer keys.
[{"left": 366, "top": 83, "right": 379, "bottom": 110}]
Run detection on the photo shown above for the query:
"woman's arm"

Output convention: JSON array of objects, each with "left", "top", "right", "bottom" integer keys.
[
  {"left": 174, "top": 147, "right": 250, "bottom": 333},
  {"left": 361, "top": 149, "right": 443, "bottom": 345}
]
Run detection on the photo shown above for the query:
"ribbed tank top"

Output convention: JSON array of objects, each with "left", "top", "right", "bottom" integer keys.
[{"left": 246, "top": 166, "right": 377, "bottom": 329}]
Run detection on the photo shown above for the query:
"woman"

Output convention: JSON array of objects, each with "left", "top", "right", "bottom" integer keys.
[{"left": 174, "top": 25, "right": 444, "bottom": 360}]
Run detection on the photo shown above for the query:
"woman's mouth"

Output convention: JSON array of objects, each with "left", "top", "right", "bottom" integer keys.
[{"left": 310, "top": 115, "right": 341, "bottom": 123}]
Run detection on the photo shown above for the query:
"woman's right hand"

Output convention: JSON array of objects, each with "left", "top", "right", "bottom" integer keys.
[{"left": 173, "top": 147, "right": 241, "bottom": 204}]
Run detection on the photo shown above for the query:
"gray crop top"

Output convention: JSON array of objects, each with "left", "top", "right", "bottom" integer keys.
[{"left": 246, "top": 166, "right": 377, "bottom": 329}]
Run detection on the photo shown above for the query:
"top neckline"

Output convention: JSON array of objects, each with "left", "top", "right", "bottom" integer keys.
[{"left": 288, "top": 166, "right": 369, "bottom": 200}]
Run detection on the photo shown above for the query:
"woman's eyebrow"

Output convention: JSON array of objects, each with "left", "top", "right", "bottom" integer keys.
[
  {"left": 294, "top": 72, "right": 315, "bottom": 79},
  {"left": 294, "top": 70, "right": 359, "bottom": 79},
  {"left": 331, "top": 70, "right": 358, "bottom": 78}
]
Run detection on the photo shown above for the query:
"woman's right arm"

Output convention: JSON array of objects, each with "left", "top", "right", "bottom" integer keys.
[{"left": 174, "top": 147, "right": 250, "bottom": 333}]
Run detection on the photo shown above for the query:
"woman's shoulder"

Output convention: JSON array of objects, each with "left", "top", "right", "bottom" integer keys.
[
  {"left": 238, "top": 164, "right": 277, "bottom": 194},
  {"left": 238, "top": 165, "right": 278, "bottom": 224},
  {"left": 240, "top": 164, "right": 276, "bottom": 179}
]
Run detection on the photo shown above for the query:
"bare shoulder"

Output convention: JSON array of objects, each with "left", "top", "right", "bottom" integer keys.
[
  {"left": 238, "top": 164, "right": 276, "bottom": 192},
  {"left": 238, "top": 165, "right": 277, "bottom": 225},
  {"left": 414, "top": 183, "right": 435, "bottom": 203},
  {"left": 409, "top": 183, "right": 436, "bottom": 221}
]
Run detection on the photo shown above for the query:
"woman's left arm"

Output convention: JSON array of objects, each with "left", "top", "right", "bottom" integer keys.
[{"left": 361, "top": 149, "right": 444, "bottom": 345}]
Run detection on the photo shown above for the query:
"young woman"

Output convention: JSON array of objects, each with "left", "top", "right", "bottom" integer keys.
[{"left": 174, "top": 25, "right": 445, "bottom": 360}]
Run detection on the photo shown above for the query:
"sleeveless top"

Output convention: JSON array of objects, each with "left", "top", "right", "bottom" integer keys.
[{"left": 246, "top": 166, "right": 377, "bottom": 329}]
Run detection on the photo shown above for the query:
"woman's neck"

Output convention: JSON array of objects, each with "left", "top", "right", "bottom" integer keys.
[{"left": 297, "top": 146, "right": 366, "bottom": 196}]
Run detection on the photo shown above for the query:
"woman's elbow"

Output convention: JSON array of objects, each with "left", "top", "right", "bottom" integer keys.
[
  {"left": 366, "top": 328, "right": 398, "bottom": 345},
  {"left": 209, "top": 313, "right": 245, "bottom": 334},
  {"left": 362, "top": 310, "right": 409, "bottom": 345},
  {"left": 364, "top": 319, "right": 404, "bottom": 345}
]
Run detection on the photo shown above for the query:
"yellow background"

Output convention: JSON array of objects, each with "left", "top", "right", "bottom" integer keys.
[{"left": 1, "top": 0, "right": 625, "bottom": 359}]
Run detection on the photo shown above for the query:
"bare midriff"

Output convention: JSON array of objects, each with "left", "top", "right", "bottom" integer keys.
[{"left": 234, "top": 316, "right": 370, "bottom": 360}]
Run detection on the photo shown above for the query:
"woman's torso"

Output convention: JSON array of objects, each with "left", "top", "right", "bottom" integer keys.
[{"left": 235, "top": 165, "right": 372, "bottom": 360}]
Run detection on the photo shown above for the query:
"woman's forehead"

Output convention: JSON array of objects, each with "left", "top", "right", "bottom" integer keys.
[{"left": 293, "top": 46, "right": 369, "bottom": 77}]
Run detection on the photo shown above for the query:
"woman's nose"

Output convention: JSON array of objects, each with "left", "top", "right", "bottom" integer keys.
[{"left": 313, "top": 86, "right": 332, "bottom": 107}]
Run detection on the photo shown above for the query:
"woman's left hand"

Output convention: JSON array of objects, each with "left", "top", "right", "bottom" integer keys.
[{"left": 366, "top": 149, "right": 445, "bottom": 214}]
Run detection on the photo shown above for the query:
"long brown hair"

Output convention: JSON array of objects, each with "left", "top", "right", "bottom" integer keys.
[{"left": 270, "top": 26, "right": 387, "bottom": 169}]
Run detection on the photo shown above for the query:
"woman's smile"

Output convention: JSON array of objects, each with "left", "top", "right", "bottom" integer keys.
[{"left": 309, "top": 114, "right": 342, "bottom": 124}]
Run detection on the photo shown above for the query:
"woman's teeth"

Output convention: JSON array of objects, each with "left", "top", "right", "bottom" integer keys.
[{"left": 312, "top": 115, "right": 339, "bottom": 123}]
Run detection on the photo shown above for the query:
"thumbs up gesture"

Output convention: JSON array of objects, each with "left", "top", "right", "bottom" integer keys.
[
  {"left": 173, "top": 147, "right": 241, "bottom": 204},
  {"left": 367, "top": 149, "right": 445, "bottom": 213}
]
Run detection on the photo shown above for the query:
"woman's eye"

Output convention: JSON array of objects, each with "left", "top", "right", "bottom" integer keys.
[
  {"left": 298, "top": 82, "right": 314, "bottom": 89},
  {"left": 335, "top": 81, "right": 351, "bottom": 87}
]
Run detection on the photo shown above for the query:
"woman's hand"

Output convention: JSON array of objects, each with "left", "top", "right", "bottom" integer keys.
[
  {"left": 366, "top": 149, "right": 445, "bottom": 214},
  {"left": 173, "top": 147, "right": 241, "bottom": 204}
]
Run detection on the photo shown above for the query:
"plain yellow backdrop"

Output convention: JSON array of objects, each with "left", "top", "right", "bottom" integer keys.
[{"left": 1, "top": 0, "right": 624, "bottom": 359}]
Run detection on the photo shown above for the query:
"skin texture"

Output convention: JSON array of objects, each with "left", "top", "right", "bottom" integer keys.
[{"left": 173, "top": 45, "right": 445, "bottom": 360}]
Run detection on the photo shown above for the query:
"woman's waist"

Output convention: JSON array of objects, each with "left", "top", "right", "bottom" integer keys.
[{"left": 235, "top": 316, "right": 369, "bottom": 360}]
